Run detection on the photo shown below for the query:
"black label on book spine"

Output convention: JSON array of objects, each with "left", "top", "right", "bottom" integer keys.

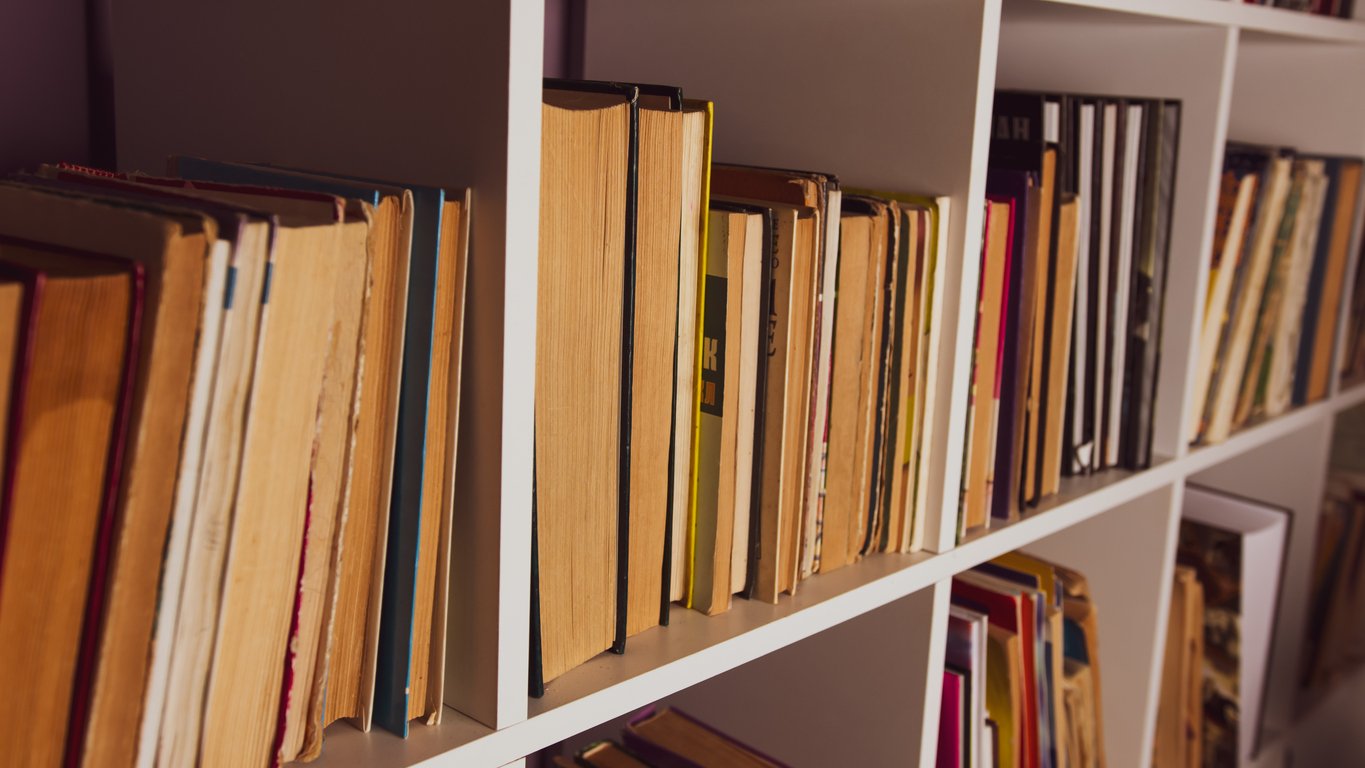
[{"left": 700, "top": 274, "right": 727, "bottom": 418}]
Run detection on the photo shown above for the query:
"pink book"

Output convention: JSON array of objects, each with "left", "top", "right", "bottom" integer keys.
[{"left": 939, "top": 670, "right": 965, "bottom": 768}]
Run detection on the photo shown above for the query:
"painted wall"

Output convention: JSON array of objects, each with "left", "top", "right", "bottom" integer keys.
[{"left": 0, "top": 0, "right": 90, "bottom": 174}]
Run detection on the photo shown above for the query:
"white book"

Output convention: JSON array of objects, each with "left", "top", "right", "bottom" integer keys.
[
  {"left": 133, "top": 235, "right": 232, "bottom": 768},
  {"left": 1181, "top": 485, "right": 1289, "bottom": 766}
]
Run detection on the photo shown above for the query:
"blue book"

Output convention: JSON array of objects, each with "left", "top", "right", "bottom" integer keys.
[{"left": 174, "top": 158, "right": 447, "bottom": 737}]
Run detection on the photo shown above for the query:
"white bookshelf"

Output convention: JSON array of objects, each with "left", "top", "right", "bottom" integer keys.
[{"left": 106, "top": 0, "right": 1365, "bottom": 766}]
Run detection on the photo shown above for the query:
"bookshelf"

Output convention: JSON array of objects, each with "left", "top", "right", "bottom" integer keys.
[{"left": 101, "top": 0, "right": 1365, "bottom": 766}]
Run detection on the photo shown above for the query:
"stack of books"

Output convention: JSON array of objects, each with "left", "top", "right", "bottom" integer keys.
[
  {"left": 945, "top": 552, "right": 1105, "bottom": 768},
  {"left": 530, "top": 79, "right": 950, "bottom": 691},
  {"left": 0, "top": 161, "right": 470, "bottom": 767},
  {"left": 959, "top": 91, "right": 1181, "bottom": 537},
  {"left": 1152, "top": 485, "right": 1288, "bottom": 768},
  {"left": 556, "top": 706, "right": 790, "bottom": 768},
  {"left": 1190, "top": 146, "right": 1365, "bottom": 446}
]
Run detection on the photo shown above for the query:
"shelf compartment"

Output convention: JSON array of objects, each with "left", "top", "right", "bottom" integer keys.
[{"left": 1018, "top": 0, "right": 1365, "bottom": 43}]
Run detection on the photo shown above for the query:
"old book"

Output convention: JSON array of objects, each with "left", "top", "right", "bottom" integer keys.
[
  {"left": 188, "top": 191, "right": 360, "bottom": 768},
  {"left": 419, "top": 190, "right": 471, "bottom": 728},
  {"left": 1041, "top": 196, "right": 1080, "bottom": 496},
  {"left": 711, "top": 165, "right": 836, "bottom": 590},
  {"left": 1022, "top": 150, "right": 1057, "bottom": 506},
  {"left": 855, "top": 204, "right": 894, "bottom": 557},
  {"left": 578, "top": 741, "right": 653, "bottom": 768},
  {"left": 532, "top": 82, "right": 636, "bottom": 686},
  {"left": 1303, "top": 159, "right": 1363, "bottom": 403},
  {"left": 1064, "top": 100, "right": 1098, "bottom": 478},
  {"left": 1265, "top": 161, "right": 1329, "bottom": 419},
  {"left": 1190, "top": 162, "right": 1260, "bottom": 445},
  {"left": 689, "top": 205, "right": 757, "bottom": 616},
  {"left": 1152, "top": 565, "right": 1203, "bottom": 768},
  {"left": 955, "top": 572, "right": 1039, "bottom": 768},
  {"left": 668, "top": 98, "right": 712, "bottom": 606},
  {"left": 106, "top": 180, "right": 279, "bottom": 768},
  {"left": 170, "top": 157, "right": 413, "bottom": 733},
  {"left": 1101, "top": 101, "right": 1144, "bottom": 469},
  {"left": 940, "top": 669, "right": 966, "bottom": 768},
  {"left": 710, "top": 198, "right": 807, "bottom": 604},
  {"left": 842, "top": 191, "right": 950, "bottom": 553},
  {"left": 0, "top": 242, "right": 138, "bottom": 768},
  {"left": 882, "top": 204, "right": 922, "bottom": 554},
  {"left": 0, "top": 173, "right": 229, "bottom": 768},
  {"left": 1233, "top": 159, "right": 1312, "bottom": 426},
  {"left": 624, "top": 706, "right": 792, "bottom": 768},
  {"left": 1205, "top": 147, "right": 1294, "bottom": 444},
  {"left": 964, "top": 201, "right": 1013, "bottom": 528},
  {"left": 616, "top": 85, "right": 684, "bottom": 637},
  {"left": 821, "top": 203, "right": 878, "bottom": 571}
]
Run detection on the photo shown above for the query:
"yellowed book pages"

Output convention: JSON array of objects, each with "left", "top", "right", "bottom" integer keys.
[
  {"left": 781, "top": 214, "right": 819, "bottom": 595},
  {"left": 535, "top": 90, "right": 630, "bottom": 681},
  {"left": 730, "top": 212, "right": 764, "bottom": 595},
  {"left": 821, "top": 211, "right": 875, "bottom": 572},
  {"left": 626, "top": 101, "right": 684, "bottom": 636},
  {"left": 850, "top": 207, "right": 891, "bottom": 561}
]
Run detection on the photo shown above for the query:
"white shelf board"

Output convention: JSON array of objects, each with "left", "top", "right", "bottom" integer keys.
[{"left": 1012, "top": 0, "right": 1365, "bottom": 42}]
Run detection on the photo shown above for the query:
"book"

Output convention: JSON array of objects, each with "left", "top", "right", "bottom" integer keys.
[
  {"left": 623, "top": 83, "right": 684, "bottom": 638},
  {"left": 169, "top": 158, "right": 409, "bottom": 733},
  {"left": 1152, "top": 565, "right": 1204, "bottom": 768},
  {"left": 689, "top": 205, "right": 762, "bottom": 615},
  {"left": 2, "top": 171, "right": 229, "bottom": 768},
  {"left": 1120, "top": 100, "right": 1180, "bottom": 470},
  {"left": 1041, "top": 195, "right": 1080, "bottom": 496},
  {"left": 1177, "top": 485, "right": 1290, "bottom": 766},
  {"left": 955, "top": 571, "right": 1039, "bottom": 768},
  {"left": 1264, "top": 160, "right": 1329, "bottom": 419},
  {"left": 532, "top": 81, "right": 638, "bottom": 688},
  {"left": 623, "top": 706, "right": 793, "bottom": 768},
  {"left": 0, "top": 237, "right": 140, "bottom": 768},
  {"left": 949, "top": 604, "right": 990, "bottom": 768},
  {"left": 819, "top": 200, "right": 881, "bottom": 572},
  {"left": 1205, "top": 146, "right": 1294, "bottom": 444},
  {"left": 711, "top": 165, "right": 838, "bottom": 592},
  {"left": 668, "top": 98, "right": 713, "bottom": 608},
  {"left": 1190, "top": 158, "right": 1261, "bottom": 444},
  {"left": 963, "top": 200, "right": 1013, "bottom": 529},
  {"left": 1300, "top": 159, "right": 1363, "bottom": 404},
  {"left": 577, "top": 741, "right": 653, "bottom": 768},
  {"left": 941, "top": 669, "right": 967, "bottom": 768}
]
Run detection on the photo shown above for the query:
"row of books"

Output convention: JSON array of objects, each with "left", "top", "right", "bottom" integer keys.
[
  {"left": 1299, "top": 404, "right": 1365, "bottom": 699},
  {"left": 531, "top": 79, "right": 950, "bottom": 690},
  {"left": 1153, "top": 486, "right": 1288, "bottom": 768},
  {"left": 1241, "top": 0, "right": 1357, "bottom": 18},
  {"left": 1190, "top": 146, "right": 1365, "bottom": 446},
  {"left": 0, "top": 161, "right": 470, "bottom": 768},
  {"left": 555, "top": 706, "right": 787, "bottom": 768},
  {"left": 945, "top": 552, "right": 1104, "bottom": 768},
  {"left": 958, "top": 91, "right": 1181, "bottom": 536}
]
